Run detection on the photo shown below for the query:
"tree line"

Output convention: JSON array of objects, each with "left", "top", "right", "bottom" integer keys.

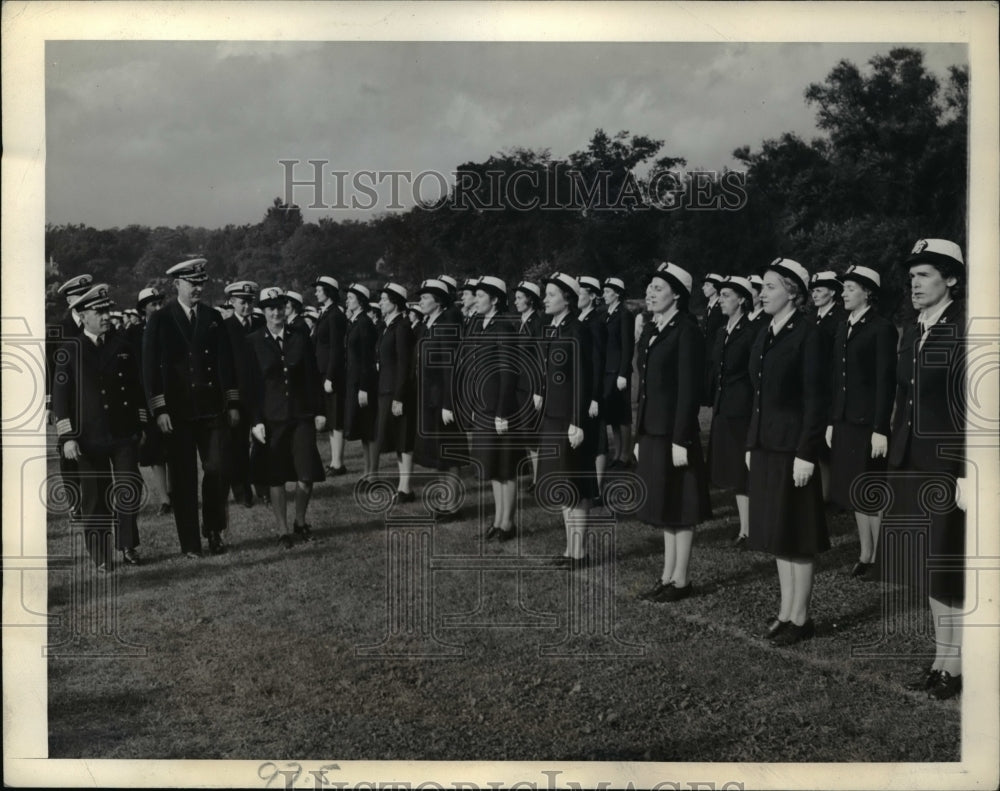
[{"left": 46, "top": 48, "right": 967, "bottom": 323}]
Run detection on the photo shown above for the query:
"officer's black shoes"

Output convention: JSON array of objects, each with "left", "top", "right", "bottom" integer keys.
[
  {"left": 850, "top": 561, "right": 872, "bottom": 578},
  {"left": 771, "top": 618, "right": 815, "bottom": 646},
  {"left": 392, "top": 489, "right": 415, "bottom": 505},
  {"left": 638, "top": 580, "right": 671, "bottom": 601},
  {"left": 277, "top": 534, "right": 294, "bottom": 550},
  {"left": 327, "top": 464, "right": 348, "bottom": 476},
  {"left": 496, "top": 525, "right": 516, "bottom": 542},
  {"left": 122, "top": 548, "right": 141, "bottom": 566},
  {"left": 905, "top": 666, "right": 941, "bottom": 692},
  {"left": 293, "top": 522, "right": 314, "bottom": 542},
  {"left": 208, "top": 532, "right": 226, "bottom": 555},
  {"left": 734, "top": 535, "right": 748, "bottom": 551},
  {"left": 763, "top": 619, "right": 790, "bottom": 640},
  {"left": 927, "top": 671, "right": 962, "bottom": 700},
  {"left": 157, "top": 502, "right": 173, "bottom": 516}
]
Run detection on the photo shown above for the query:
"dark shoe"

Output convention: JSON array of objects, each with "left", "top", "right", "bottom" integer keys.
[
  {"left": 734, "top": 535, "right": 748, "bottom": 551},
  {"left": 608, "top": 458, "right": 625, "bottom": 471},
  {"left": 551, "top": 555, "right": 572, "bottom": 568},
  {"left": 569, "top": 555, "right": 590, "bottom": 570},
  {"left": 850, "top": 561, "right": 871, "bottom": 578},
  {"left": 243, "top": 495, "right": 255, "bottom": 508},
  {"left": 277, "top": 534, "right": 294, "bottom": 550},
  {"left": 122, "top": 548, "right": 141, "bottom": 566},
  {"left": 658, "top": 583, "right": 692, "bottom": 603},
  {"left": 392, "top": 489, "right": 415, "bottom": 504},
  {"left": 293, "top": 522, "right": 314, "bottom": 542},
  {"left": 763, "top": 619, "right": 790, "bottom": 640},
  {"left": 327, "top": 464, "right": 348, "bottom": 476},
  {"left": 928, "top": 671, "right": 962, "bottom": 700},
  {"left": 208, "top": 532, "right": 227, "bottom": 555},
  {"left": 183, "top": 551, "right": 202, "bottom": 560},
  {"left": 772, "top": 619, "right": 815, "bottom": 646},
  {"left": 485, "top": 526, "right": 501, "bottom": 541},
  {"left": 638, "top": 580, "right": 672, "bottom": 601},
  {"left": 157, "top": 502, "right": 172, "bottom": 516},
  {"left": 496, "top": 526, "right": 515, "bottom": 542},
  {"left": 904, "top": 666, "right": 941, "bottom": 692}
]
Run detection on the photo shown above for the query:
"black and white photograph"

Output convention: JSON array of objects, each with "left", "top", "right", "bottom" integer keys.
[{"left": 3, "top": 2, "right": 998, "bottom": 789}]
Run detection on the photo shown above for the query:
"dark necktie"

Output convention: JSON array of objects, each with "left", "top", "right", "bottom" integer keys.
[{"left": 96, "top": 334, "right": 104, "bottom": 347}]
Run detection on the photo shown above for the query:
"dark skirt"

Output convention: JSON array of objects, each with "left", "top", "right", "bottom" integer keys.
[
  {"left": 323, "top": 390, "right": 345, "bottom": 432},
  {"left": 747, "top": 449, "right": 829, "bottom": 557},
  {"left": 708, "top": 413, "right": 750, "bottom": 494},
  {"left": 602, "top": 372, "right": 632, "bottom": 425},
  {"left": 414, "top": 402, "right": 464, "bottom": 470},
  {"left": 375, "top": 393, "right": 415, "bottom": 455},
  {"left": 879, "top": 468, "right": 965, "bottom": 601},
  {"left": 138, "top": 419, "right": 168, "bottom": 466},
  {"left": 511, "top": 388, "right": 541, "bottom": 447},
  {"left": 636, "top": 435, "right": 711, "bottom": 528},
  {"left": 469, "top": 429, "right": 524, "bottom": 482},
  {"left": 343, "top": 386, "right": 375, "bottom": 442},
  {"left": 829, "top": 421, "right": 887, "bottom": 514},
  {"left": 535, "top": 415, "right": 598, "bottom": 508},
  {"left": 253, "top": 419, "right": 326, "bottom": 486}
]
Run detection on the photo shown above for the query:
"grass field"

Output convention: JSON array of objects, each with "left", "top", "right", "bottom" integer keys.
[{"left": 46, "top": 411, "right": 960, "bottom": 762}]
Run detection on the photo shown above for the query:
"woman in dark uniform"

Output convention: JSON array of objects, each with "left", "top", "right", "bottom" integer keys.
[
  {"left": 134, "top": 286, "right": 172, "bottom": 515},
  {"left": 512, "top": 280, "right": 544, "bottom": 493},
  {"left": 577, "top": 276, "right": 607, "bottom": 502},
  {"left": 343, "top": 283, "right": 378, "bottom": 475},
  {"left": 313, "top": 275, "right": 349, "bottom": 475},
  {"left": 825, "top": 265, "right": 897, "bottom": 578},
  {"left": 747, "top": 274, "right": 765, "bottom": 323},
  {"left": 746, "top": 258, "right": 829, "bottom": 645},
  {"left": 536, "top": 273, "right": 594, "bottom": 565},
  {"left": 460, "top": 276, "right": 521, "bottom": 539},
  {"left": 810, "top": 271, "right": 847, "bottom": 502},
  {"left": 374, "top": 282, "right": 417, "bottom": 503},
  {"left": 247, "top": 287, "right": 327, "bottom": 547},
  {"left": 601, "top": 277, "right": 635, "bottom": 471},
  {"left": 634, "top": 262, "right": 711, "bottom": 603},
  {"left": 887, "top": 239, "right": 967, "bottom": 700},
  {"left": 707, "top": 276, "right": 759, "bottom": 548},
  {"left": 414, "top": 278, "right": 463, "bottom": 517}
]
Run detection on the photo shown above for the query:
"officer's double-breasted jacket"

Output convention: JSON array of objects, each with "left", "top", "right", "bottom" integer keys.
[
  {"left": 635, "top": 311, "right": 705, "bottom": 446},
  {"left": 246, "top": 327, "right": 323, "bottom": 425},
  {"left": 888, "top": 300, "right": 965, "bottom": 477},
  {"left": 708, "top": 313, "right": 762, "bottom": 418},
  {"left": 746, "top": 310, "right": 828, "bottom": 462},
  {"left": 829, "top": 309, "right": 898, "bottom": 434},
  {"left": 415, "top": 310, "right": 462, "bottom": 412},
  {"left": 53, "top": 331, "right": 147, "bottom": 448},
  {"left": 143, "top": 301, "right": 240, "bottom": 420}
]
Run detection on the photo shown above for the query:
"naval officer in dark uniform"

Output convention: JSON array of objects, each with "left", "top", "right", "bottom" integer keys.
[
  {"left": 222, "top": 280, "right": 260, "bottom": 508},
  {"left": 47, "top": 274, "right": 93, "bottom": 522},
  {"left": 53, "top": 284, "right": 145, "bottom": 570},
  {"left": 142, "top": 258, "right": 240, "bottom": 558}
]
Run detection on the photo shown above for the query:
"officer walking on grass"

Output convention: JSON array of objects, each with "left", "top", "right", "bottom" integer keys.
[
  {"left": 142, "top": 258, "right": 241, "bottom": 558},
  {"left": 52, "top": 284, "right": 146, "bottom": 570}
]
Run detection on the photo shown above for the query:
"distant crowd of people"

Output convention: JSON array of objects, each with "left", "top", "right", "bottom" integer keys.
[{"left": 47, "top": 237, "right": 967, "bottom": 699}]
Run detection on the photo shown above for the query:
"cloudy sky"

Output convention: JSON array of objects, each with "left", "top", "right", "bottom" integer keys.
[{"left": 45, "top": 40, "right": 966, "bottom": 229}]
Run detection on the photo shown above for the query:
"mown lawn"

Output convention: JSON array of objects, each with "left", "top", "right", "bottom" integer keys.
[{"left": 46, "top": 412, "right": 960, "bottom": 762}]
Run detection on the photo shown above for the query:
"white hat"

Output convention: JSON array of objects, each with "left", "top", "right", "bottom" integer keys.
[
  {"left": 68, "top": 283, "right": 114, "bottom": 313},
  {"left": 380, "top": 282, "right": 408, "bottom": 304},
  {"left": 224, "top": 280, "right": 260, "bottom": 298},
  {"left": 578, "top": 276, "right": 602, "bottom": 293},
  {"left": 810, "top": 271, "right": 842, "bottom": 292},
  {"left": 839, "top": 265, "right": 881, "bottom": 293},
  {"left": 652, "top": 262, "right": 694, "bottom": 298},
  {"left": 312, "top": 275, "right": 340, "bottom": 291},
  {"left": 58, "top": 274, "right": 94, "bottom": 297},
  {"left": 460, "top": 277, "right": 480, "bottom": 293},
  {"left": 438, "top": 274, "right": 458, "bottom": 292},
  {"left": 515, "top": 281, "right": 541, "bottom": 300},
  {"left": 258, "top": 286, "right": 287, "bottom": 307},
  {"left": 603, "top": 276, "right": 626, "bottom": 294},
  {"left": 417, "top": 278, "right": 451, "bottom": 302},
  {"left": 285, "top": 290, "right": 304, "bottom": 307},
  {"left": 545, "top": 272, "right": 581, "bottom": 299},
  {"left": 748, "top": 274, "right": 764, "bottom": 291},
  {"left": 136, "top": 286, "right": 164, "bottom": 308},
  {"left": 166, "top": 258, "right": 208, "bottom": 283},
  {"left": 476, "top": 275, "right": 507, "bottom": 299},
  {"left": 704, "top": 272, "right": 723, "bottom": 288},
  {"left": 904, "top": 238, "right": 964, "bottom": 271},
  {"left": 719, "top": 275, "right": 754, "bottom": 304},
  {"left": 347, "top": 282, "right": 371, "bottom": 303},
  {"left": 766, "top": 258, "right": 810, "bottom": 297}
]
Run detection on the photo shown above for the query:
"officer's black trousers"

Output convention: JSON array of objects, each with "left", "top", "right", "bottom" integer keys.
[
  {"left": 165, "top": 416, "right": 230, "bottom": 553},
  {"left": 75, "top": 438, "right": 142, "bottom": 565},
  {"left": 228, "top": 412, "right": 253, "bottom": 504}
]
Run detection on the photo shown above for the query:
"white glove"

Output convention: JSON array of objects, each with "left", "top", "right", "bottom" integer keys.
[
  {"left": 495, "top": 416, "right": 509, "bottom": 435},
  {"left": 955, "top": 477, "right": 968, "bottom": 511},
  {"left": 251, "top": 423, "right": 267, "bottom": 444},
  {"left": 324, "top": 379, "right": 334, "bottom": 394},
  {"left": 568, "top": 424, "right": 584, "bottom": 449},
  {"left": 633, "top": 443, "right": 640, "bottom": 463},
  {"left": 870, "top": 432, "right": 888, "bottom": 459},
  {"left": 533, "top": 394, "right": 543, "bottom": 411},
  {"left": 314, "top": 415, "right": 327, "bottom": 432},
  {"left": 616, "top": 376, "right": 627, "bottom": 391},
  {"left": 672, "top": 443, "right": 688, "bottom": 468},
  {"left": 442, "top": 408, "right": 454, "bottom": 426},
  {"left": 392, "top": 400, "right": 403, "bottom": 417},
  {"left": 792, "top": 457, "right": 815, "bottom": 487},
  {"left": 825, "top": 425, "right": 833, "bottom": 449},
  {"left": 358, "top": 390, "right": 369, "bottom": 407},
  {"left": 588, "top": 400, "right": 599, "bottom": 419},
  {"left": 745, "top": 451, "right": 751, "bottom": 470},
  {"left": 63, "top": 439, "right": 81, "bottom": 461}
]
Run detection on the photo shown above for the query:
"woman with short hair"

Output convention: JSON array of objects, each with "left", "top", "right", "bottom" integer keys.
[{"left": 343, "top": 283, "right": 378, "bottom": 475}]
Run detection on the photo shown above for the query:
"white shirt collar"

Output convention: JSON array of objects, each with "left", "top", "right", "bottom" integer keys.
[
  {"left": 748, "top": 306, "right": 763, "bottom": 321},
  {"left": 425, "top": 308, "right": 441, "bottom": 328},
  {"left": 579, "top": 305, "right": 594, "bottom": 321},
  {"left": 385, "top": 312, "right": 400, "bottom": 327},
  {"left": 269, "top": 326, "right": 285, "bottom": 342},
  {"left": 707, "top": 295, "right": 718, "bottom": 309},
  {"left": 654, "top": 305, "right": 679, "bottom": 331},
  {"left": 178, "top": 298, "right": 195, "bottom": 315},
  {"left": 83, "top": 328, "right": 103, "bottom": 346},
  {"left": 520, "top": 308, "right": 535, "bottom": 324},
  {"left": 848, "top": 305, "right": 871, "bottom": 325},
  {"left": 769, "top": 307, "right": 796, "bottom": 335},
  {"left": 725, "top": 312, "right": 743, "bottom": 334},
  {"left": 550, "top": 309, "right": 569, "bottom": 327},
  {"left": 919, "top": 298, "right": 953, "bottom": 330},
  {"left": 816, "top": 302, "right": 835, "bottom": 319}
]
